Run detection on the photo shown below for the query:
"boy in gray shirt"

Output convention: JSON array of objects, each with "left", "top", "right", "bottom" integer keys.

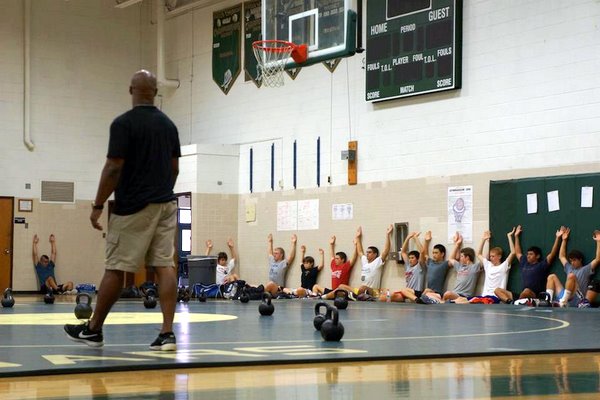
[
  {"left": 443, "top": 233, "right": 482, "bottom": 301},
  {"left": 265, "top": 233, "right": 297, "bottom": 295}
]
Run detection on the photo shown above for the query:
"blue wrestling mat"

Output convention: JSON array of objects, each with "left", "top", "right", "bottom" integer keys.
[{"left": 0, "top": 298, "right": 599, "bottom": 377}]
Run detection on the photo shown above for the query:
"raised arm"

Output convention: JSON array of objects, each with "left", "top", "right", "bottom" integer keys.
[
  {"left": 558, "top": 227, "right": 570, "bottom": 267},
  {"left": 505, "top": 227, "right": 516, "bottom": 265},
  {"left": 329, "top": 235, "right": 336, "bottom": 263},
  {"left": 49, "top": 234, "right": 56, "bottom": 263},
  {"left": 514, "top": 225, "right": 523, "bottom": 260},
  {"left": 267, "top": 234, "right": 273, "bottom": 257},
  {"left": 286, "top": 234, "right": 297, "bottom": 265},
  {"left": 477, "top": 230, "right": 491, "bottom": 264},
  {"left": 32, "top": 234, "right": 39, "bottom": 266},
  {"left": 421, "top": 230, "right": 431, "bottom": 263},
  {"left": 205, "top": 240, "right": 213, "bottom": 256},
  {"left": 355, "top": 226, "right": 364, "bottom": 258},
  {"left": 299, "top": 245, "right": 306, "bottom": 269},
  {"left": 591, "top": 230, "right": 600, "bottom": 271},
  {"left": 349, "top": 236, "right": 359, "bottom": 267},
  {"left": 546, "top": 226, "right": 565, "bottom": 265},
  {"left": 227, "top": 238, "right": 237, "bottom": 263},
  {"left": 380, "top": 224, "right": 393, "bottom": 262},
  {"left": 401, "top": 232, "right": 416, "bottom": 264},
  {"left": 317, "top": 248, "right": 325, "bottom": 271},
  {"left": 448, "top": 232, "right": 462, "bottom": 267}
]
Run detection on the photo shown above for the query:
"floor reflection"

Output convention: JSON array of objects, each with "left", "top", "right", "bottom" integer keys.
[{"left": 2, "top": 352, "right": 600, "bottom": 399}]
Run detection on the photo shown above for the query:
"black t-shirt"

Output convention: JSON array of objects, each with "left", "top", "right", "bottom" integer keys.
[
  {"left": 301, "top": 266, "right": 319, "bottom": 290},
  {"left": 108, "top": 105, "right": 181, "bottom": 215}
]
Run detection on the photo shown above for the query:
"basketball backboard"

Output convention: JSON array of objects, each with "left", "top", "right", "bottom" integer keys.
[{"left": 261, "top": 0, "right": 357, "bottom": 68}]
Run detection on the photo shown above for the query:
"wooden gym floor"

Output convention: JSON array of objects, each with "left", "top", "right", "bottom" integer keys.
[{"left": 1, "top": 294, "right": 600, "bottom": 399}]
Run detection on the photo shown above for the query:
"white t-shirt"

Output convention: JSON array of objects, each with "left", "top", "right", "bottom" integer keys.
[
  {"left": 216, "top": 258, "right": 235, "bottom": 284},
  {"left": 481, "top": 258, "right": 511, "bottom": 297},
  {"left": 360, "top": 255, "right": 384, "bottom": 288}
]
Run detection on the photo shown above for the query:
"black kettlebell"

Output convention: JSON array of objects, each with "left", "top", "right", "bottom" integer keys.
[
  {"left": 537, "top": 292, "right": 551, "bottom": 307},
  {"left": 239, "top": 289, "right": 250, "bottom": 303},
  {"left": 333, "top": 290, "right": 349, "bottom": 310},
  {"left": 321, "top": 305, "right": 345, "bottom": 342},
  {"left": 198, "top": 291, "right": 207, "bottom": 302},
  {"left": 1, "top": 288, "right": 15, "bottom": 308},
  {"left": 44, "top": 292, "right": 55, "bottom": 304},
  {"left": 74, "top": 293, "right": 93, "bottom": 319},
  {"left": 313, "top": 302, "right": 330, "bottom": 331},
  {"left": 258, "top": 292, "right": 275, "bottom": 316},
  {"left": 144, "top": 288, "right": 157, "bottom": 309}
]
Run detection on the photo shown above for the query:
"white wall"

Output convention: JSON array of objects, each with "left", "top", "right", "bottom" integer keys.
[
  {"left": 0, "top": 0, "right": 142, "bottom": 200},
  {"left": 160, "top": 0, "right": 600, "bottom": 193}
]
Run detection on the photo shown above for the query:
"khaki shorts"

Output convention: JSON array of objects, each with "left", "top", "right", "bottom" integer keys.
[{"left": 105, "top": 201, "right": 177, "bottom": 273}]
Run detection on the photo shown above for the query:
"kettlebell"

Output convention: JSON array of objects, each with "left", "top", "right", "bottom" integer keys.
[
  {"left": 239, "top": 289, "right": 250, "bottom": 303},
  {"left": 198, "top": 291, "right": 207, "bottom": 302},
  {"left": 258, "top": 292, "right": 275, "bottom": 316},
  {"left": 74, "top": 293, "right": 93, "bottom": 319},
  {"left": 144, "top": 288, "right": 157, "bottom": 309},
  {"left": 1, "top": 288, "right": 15, "bottom": 308},
  {"left": 44, "top": 292, "right": 55, "bottom": 304},
  {"left": 333, "top": 289, "right": 349, "bottom": 310},
  {"left": 537, "top": 292, "right": 551, "bottom": 307},
  {"left": 321, "top": 305, "right": 345, "bottom": 342},
  {"left": 313, "top": 302, "right": 330, "bottom": 331}
]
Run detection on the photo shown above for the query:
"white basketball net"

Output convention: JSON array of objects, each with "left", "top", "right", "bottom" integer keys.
[{"left": 253, "top": 41, "right": 294, "bottom": 88}]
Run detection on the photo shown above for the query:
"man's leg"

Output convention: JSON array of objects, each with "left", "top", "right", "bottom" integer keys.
[
  {"left": 494, "top": 288, "right": 513, "bottom": 303},
  {"left": 546, "top": 274, "right": 564, "bottom": 301},
  {"left": 153, "top": 266, "right": 177, "bottom": 335},
  {"left": 443, "top": 291, "right": 459, "bottom": 301},
  {"left": 45, "top": 277, "right": 60, "bottom": 292},
  {"left": 519, "top": 288, "right": 535, "bottom": 299},
  {"left": 88, "top": 270, "right": 125, "bottom": 332},
  {"left": 400, "top": 288, "right": 417, "bottom": 302}
]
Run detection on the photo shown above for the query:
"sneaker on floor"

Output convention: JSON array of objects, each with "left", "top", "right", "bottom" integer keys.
[
  {"left": 559, "top": 300, "right": 568, "bottom": 308},
  {"left": 420, "top": 294, "right": 441, "bottom": 304},
  {"left": 577, "top": 299, "right": 591, "bottom": 308},
  {"left": 64, "top": 322, "right": 104, "bottom": 348},
  {"left": 150, "top": 332, "right": 177, "bottom": 351},
  {"left": 347, "top": 292, "right": 356, "bottom": 301},
  {"left": 65, "top": 289, "right": 78, "bottom": 295}
]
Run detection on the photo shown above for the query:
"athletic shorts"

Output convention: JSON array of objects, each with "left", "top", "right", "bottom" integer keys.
[
  {"left": 558, "top": 288, "right": 582, "bottom": 307},
  {"left": 105, "top": 201, "right": 177, "bottom": 273}
]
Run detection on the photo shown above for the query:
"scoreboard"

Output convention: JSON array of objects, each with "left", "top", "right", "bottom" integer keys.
[{"left": 366, "top": 0, "right": 462, "bottom": 102}]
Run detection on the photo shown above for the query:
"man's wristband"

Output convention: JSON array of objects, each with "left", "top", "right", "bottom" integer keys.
[{"left": 92, "top": 202, "right": 104, "bottom": 210}]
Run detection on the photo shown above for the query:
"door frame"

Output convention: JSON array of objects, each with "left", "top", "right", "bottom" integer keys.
[{"left": 0, "top": 197, "right": 14, "bottom": 289}]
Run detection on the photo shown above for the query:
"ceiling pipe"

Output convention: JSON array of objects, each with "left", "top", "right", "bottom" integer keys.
[
  {"left": 156, "top": 0, "right": 180, "bottom": 89},
  {"left": 23, "top": 0, "right": 34, "bottom": 151}
]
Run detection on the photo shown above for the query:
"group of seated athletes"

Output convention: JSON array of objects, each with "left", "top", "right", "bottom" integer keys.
[{"left": 212, "top": 224, "right": 600, "bottom": 308}]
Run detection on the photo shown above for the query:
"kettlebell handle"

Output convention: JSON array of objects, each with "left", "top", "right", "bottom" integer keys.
[
  {"left": 262, "top": 292, "right": 272, "bottom": 305},
  {"left": 326, "top": 304, "right": 339, "bottom": 324},
  {"left": 76, "top": 292, "right": 91, "bottom": 305},
  {"left": 314, "top": 301, "right": 328, "bottom": 315},
  {"left": 334, "top": 289, "right": 347, "bottom": 299}
]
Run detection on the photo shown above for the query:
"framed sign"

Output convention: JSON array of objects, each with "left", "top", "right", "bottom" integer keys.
[{"left": 18, "top": 199, "right": 33, "bottom": 212}]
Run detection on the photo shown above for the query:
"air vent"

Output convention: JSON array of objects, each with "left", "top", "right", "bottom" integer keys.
[{"left": 41, "top": 181, "right": 75, "bottom": 203}]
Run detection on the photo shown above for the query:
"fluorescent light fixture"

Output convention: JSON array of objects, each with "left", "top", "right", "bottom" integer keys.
[{"left": 115, "top": 0, "right": 144, "bottom": 8}]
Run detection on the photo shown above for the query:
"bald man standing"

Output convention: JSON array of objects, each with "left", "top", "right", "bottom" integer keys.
[{"left": 65, "top": 70, "right": 181, "bottom": 351}]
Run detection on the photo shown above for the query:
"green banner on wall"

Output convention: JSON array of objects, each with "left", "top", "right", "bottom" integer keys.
[
  {"left": 243, "top": 0, "right": 261, "bottom": 87},
  {"left": 213, "top": 4, "right": 242, "bottom": 95}
]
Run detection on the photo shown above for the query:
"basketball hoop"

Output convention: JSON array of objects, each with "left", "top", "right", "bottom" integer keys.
[{"left": 252, "top": 40, "right": 307, "bottom": 87}]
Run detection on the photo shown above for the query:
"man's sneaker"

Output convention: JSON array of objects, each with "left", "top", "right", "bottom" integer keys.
[
  {"left": 64, "top": 322, "right": 104, "bottom": 348},
  {"left": 559, "top": 300, "right": 568, "bottom": 308},
  {"left": 347, "top": 292, "right": 357, "bottom": 301},
  {"left": 420, "top": 294, "right": 441, "bottom": 304},
  {"left": 578, "top": 299, "right": 591, "bottom": 308},
  {"left": 150, "top": 332, "right": 177, "bottom": 351}
]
